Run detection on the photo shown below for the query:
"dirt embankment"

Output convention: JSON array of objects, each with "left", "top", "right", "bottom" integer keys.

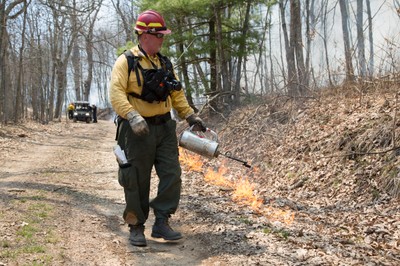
[{"left": 0, "top": 87, "right": 399, "bottom": 266}]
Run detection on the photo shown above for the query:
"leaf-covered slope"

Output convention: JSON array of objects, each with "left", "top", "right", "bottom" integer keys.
[{"left": 217, "top": 88, "right": 400, "bottom": 203}]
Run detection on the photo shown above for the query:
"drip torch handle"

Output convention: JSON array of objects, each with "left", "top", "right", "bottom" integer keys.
[{"left": 189, "top": 126, "right": 218, "bottom": 142}]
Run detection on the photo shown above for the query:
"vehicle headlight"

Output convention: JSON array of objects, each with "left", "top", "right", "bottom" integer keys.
[
  {"left": 74, "top": 112, "right": 78, "bottom": 116},
  {"left": 85, "top": 112, "right": 90, "bottom": 116}
]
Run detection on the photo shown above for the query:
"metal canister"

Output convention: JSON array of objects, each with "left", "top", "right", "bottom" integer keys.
[{"left": 179, "top": 127, "right": 219, "bottom": 159}]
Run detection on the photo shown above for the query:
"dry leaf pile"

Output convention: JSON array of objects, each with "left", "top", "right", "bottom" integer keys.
[{"left": 192, "top": 87, "right": 400, "bottom": 265}]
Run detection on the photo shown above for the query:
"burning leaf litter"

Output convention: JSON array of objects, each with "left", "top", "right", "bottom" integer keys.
[{"left": 179, "top": 148, "right": 295, "bottom": 225}]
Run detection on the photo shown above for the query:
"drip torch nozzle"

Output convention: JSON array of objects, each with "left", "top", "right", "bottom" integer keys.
[{"left": 220, "top": 152, "right": 251, "bottom": 168}]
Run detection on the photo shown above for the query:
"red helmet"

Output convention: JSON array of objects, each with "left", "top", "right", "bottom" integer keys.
[{"left": 134, "top": 10, "right": 171, "bottom": 34}]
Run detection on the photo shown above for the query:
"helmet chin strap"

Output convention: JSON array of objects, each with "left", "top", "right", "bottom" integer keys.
[
  {"left": 138, "top": 45, "right": 159, "bottom": 64},
  {"left": 138, "top": 45, "right": 148, "bottom": 57}
]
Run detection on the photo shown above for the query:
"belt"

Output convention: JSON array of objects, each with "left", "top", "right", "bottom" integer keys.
[{"left": 143, "top": 112, "right": 171, "bottom": 125}]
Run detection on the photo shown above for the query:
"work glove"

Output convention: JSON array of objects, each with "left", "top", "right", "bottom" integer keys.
[
  {"left": 127, "top": 110, "right": 149, "bottom": 136},
  {"left": 186, "top": 114, "right": 206, "bottom": 132}
]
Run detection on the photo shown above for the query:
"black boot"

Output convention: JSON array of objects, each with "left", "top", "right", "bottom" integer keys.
[
  {"left": 129, "top": 224, "right": 147, "bottom": 246},
  {"left": 151, "top": 218, "right": 182, "bottom": 240}
]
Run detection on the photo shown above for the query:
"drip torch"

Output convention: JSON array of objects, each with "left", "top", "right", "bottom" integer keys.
[{"left": 178, "top": 126, "right": 251, "bottom": 168}]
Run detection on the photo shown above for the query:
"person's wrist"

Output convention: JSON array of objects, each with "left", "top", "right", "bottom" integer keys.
[
  {"left": 127, "top": 111, "right": 149, "bottom": 136},
  {"left": 127, "top": 110, "right": 139, "bottom": 121},
  {"left": 186, "top": 114, "right": 206, "bottom": 131}
]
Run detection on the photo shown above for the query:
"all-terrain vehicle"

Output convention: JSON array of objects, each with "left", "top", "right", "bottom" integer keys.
[{"left": 73, "top": 101, "right": 92, "bottom": 123}]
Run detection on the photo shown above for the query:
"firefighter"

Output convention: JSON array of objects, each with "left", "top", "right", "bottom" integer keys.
[
  {"left": 67, "top": 103, "right": 75, "bottom": 119},
  {"left": 92, "top": 104, "right": 97, "bottom": 123},
  {"left": 109, "top": 10, "right": 206, "bottom": 247}
]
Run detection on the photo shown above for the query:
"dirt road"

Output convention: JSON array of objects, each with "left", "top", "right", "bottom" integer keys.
[
  {"left": 0, "top": 120, "right": 217, "bottom": 265},
  {"left": 0, "top": 120, "right": 275, "bottom": 266}
]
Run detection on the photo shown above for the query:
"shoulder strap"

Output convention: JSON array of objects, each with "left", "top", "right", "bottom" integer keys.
[
  {"left": 157, "top": 52, "right": 174, "bottom": 73},
  {"left": 123, "top": 50, "right": 143, "bottom": 87}
]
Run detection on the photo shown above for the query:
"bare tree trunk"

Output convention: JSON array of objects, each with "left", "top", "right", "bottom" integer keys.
[
  {"left": 191, "top": 64, "right": 199, "bottom": 99},
  {"left": 30, "top": 38, "right": 39, "bottom": 120},
  {"left": 54, "top": 58, "right": 68, "bottom": 120},
  {"left": 339, "top": 0, "right": 355, "bottom": 82},
  {"left": 366, "top": 0, "right": 374, "bottom": 78},
  {"left": 253, "top": 6, "right": 272, "bottom": 95},
  {"left": 291, "top": 0, "right": 306, "bottom": 95},
  {"left": 83, "top": 3, "right": 102, "bottom": 102},
  {"left": 243, "top": 58, "right": 248, "bottom": 95},
  {"left": 72, "top": 42, "right": 81, "bottom": 101},
  {"left": 356, "top": 0, "right": 366, "bottom": 79},
  {"left": 322, "top": 0, "right": 333, "bottom": 86},
  {"left": 208, "top": 14, "right": 219, "bottom": 112},
  {"left": 233, "top": 1, "right": 251, "bottom": 105},
  {"left": 55, "top": 41, "right": 79, "bottom": 120},
  {"left": 209, "top": 16, "right": 217, "bottom": 95},
  {"left": 214, "top": 4, "right": 229, "bottom": 99},
  {"left": 41, "top": 57, "right": 50, "bottom": 122},
  {"left": 53, "top": 16, "right": 65, "bottom": 121},
  {"left": 26, "top": 7, "right": 41, "bottom": 122},
  {"left": 194, "top": 63, "right": 210, "bottom": 93},
  {"left": 269, "top": 12, "right": 277, "bottom": 93},
  {"left": 48, "top": 6, "right": 61, "bottom": 121},
  {"left": 261, "top": 52, "right": 269, "bottom": 95},
  {"left": 14, "top": 0, "right": 28, "bottom": 122},
  {"left": 0, "top": 0, "right": 25, "bottom": 123},
  {"left": 48, "top": 54, "right": 56, "bottom": 122},
  {"left": 52, "top": 1, "right": 80, "bottom": 120},
  {"left": 280, "top": 0, "right": 297, "bottom": 96},
  {"left": 175, "top": 16, "right": 196, "bottom": 110},
  {"left": 35, "top": 34, "right": 43, "bottom": 121},
  {"left": 305, "top": 0, "right": 315, "bottom": 89},
  {"left": 83, "top": 41, "right": 91, "bottom": 102},
  {"left": 305, "top": 0, "right": 311, "bottom": 87},
  {"left": 0, "top": 0, "right": 7, "bottom": 123}
]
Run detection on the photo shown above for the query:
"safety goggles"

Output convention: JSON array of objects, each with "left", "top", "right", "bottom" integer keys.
[
  {"left": 147, "top": 32, "right": 164, "bottom": 39},
  {"left": 145, "top": 27, "right": 167, "bottom": 38}
]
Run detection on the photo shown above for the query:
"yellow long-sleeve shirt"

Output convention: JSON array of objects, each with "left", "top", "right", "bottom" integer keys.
[{"left": 109, "top": 45, "right": 194, "bottom": 119}]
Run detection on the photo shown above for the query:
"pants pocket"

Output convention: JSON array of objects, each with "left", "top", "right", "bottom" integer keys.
[{"left": 118, "top": 165, "right": 138, "bottom": 188}]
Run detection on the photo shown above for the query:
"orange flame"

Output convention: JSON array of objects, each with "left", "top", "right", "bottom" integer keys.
[
  {"left": 180, "top": 149, "right": 295, "bottom": 225},
  {"left": 204, "top": 167, "right": 232, "bottom": 187},
  {"left": 179, "top": 148, "right": 203, "bottom": 172},
  {"left": 232, "top": 178, "right": 263, "bottom": 211}
]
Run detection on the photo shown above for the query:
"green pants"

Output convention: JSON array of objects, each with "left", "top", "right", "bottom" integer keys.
[{"left": 117, "top": 118, "right": 181, "bottom": 225}]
